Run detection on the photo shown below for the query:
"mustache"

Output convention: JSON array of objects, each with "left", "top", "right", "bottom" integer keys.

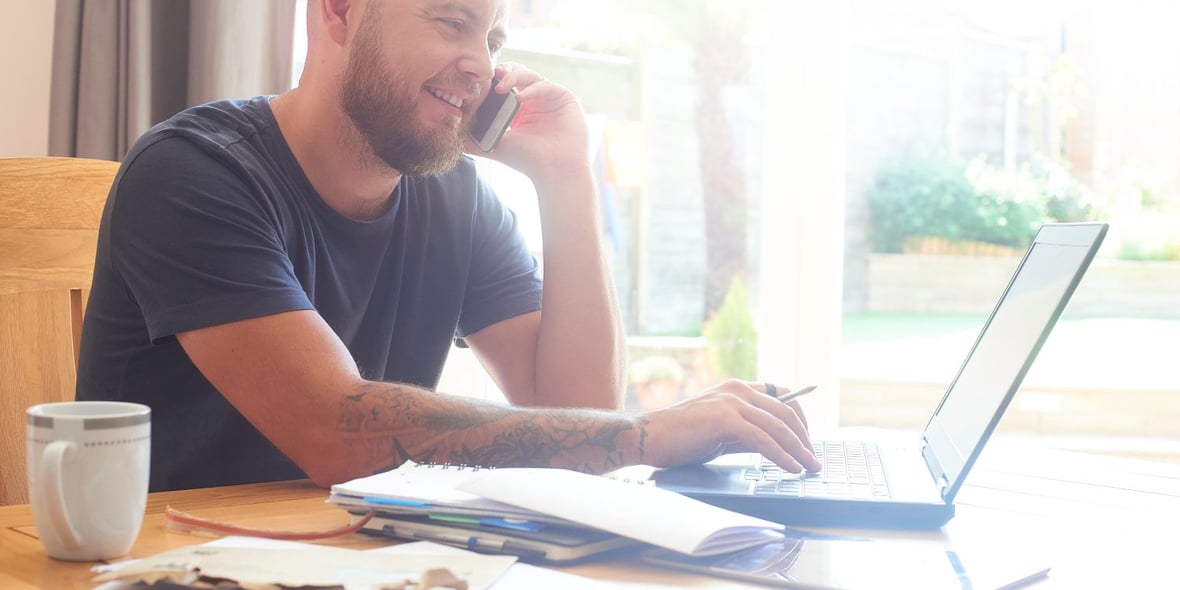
[{"left": 425, "top": 75, "right": 482, "bottom": 102}]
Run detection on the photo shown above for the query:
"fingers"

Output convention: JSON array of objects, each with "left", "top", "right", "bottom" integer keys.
[
  {"left": 726, "top": 419, "right": 807, "bottom": 473},
  {"left": 783, "top": 398, "right": 810, "bottom": 443},
  {"left": 752, "top": 381, "right": 810, "bottom": 432},
  {"left": 737, "top": 396, "right": 822, "bottom": 473},
  {"left": 722, "top": 381, "right": 820, "bottom": 471},
  {"left": 792, "top": 398, "right": 810, "bottom": 431},
  {"left": 492, "top": 63, "right": 546, "bottom": 97},
  {"left": 490, "top": 63, "right": 540, "bottom": 89}
]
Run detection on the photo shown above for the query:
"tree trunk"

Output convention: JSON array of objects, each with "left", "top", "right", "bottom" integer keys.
[{"left": 694, "top": 19, "right": 751, "bottom": 317}]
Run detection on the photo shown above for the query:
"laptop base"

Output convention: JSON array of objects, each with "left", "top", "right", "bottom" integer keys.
[{"left": 652, "top": 463, "right": 954, "bottom": 530}]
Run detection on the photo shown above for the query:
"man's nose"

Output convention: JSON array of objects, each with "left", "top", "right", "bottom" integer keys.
[{"left": 459, "top": 43, "right": 495, "bottom": 88}]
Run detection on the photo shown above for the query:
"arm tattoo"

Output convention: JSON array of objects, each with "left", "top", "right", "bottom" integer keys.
[
  {"left": 339, "top": 382, "right": 639, "bottom": 474},
  {"left": 637, "top": 416, "right": 649, "bottom": 461}
]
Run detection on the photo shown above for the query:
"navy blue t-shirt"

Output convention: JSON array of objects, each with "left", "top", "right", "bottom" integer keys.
[{"left": 75, "top": 97, "right": 543, "bottom": 491}]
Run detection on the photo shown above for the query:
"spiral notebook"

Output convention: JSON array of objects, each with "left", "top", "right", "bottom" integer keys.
[
  {"left": 353, "top": 511, "right": 640, "bottom": 564},
  {"left": 329, "top": 462, "right": 558, "bottom": 523},
  {"left": 329, "top": 461, "right": 786, "bottom": 557}
]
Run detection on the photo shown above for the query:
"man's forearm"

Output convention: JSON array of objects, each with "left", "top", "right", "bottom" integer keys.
[
  {"left": 318, "top": 380, "right": 644, "bottom": 485},
  {"left": 531, "top": 168, "right": 627, "bottom": 409}
]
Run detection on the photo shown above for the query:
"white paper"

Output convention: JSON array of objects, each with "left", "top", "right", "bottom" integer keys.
[
  {"left": 92, "top": 536, "right": 515, "bottom": 590},
  {"left": 458, "top": 468, "right": 784, "bottom": 556},
  {"left": 330, "top": 461, "right": 553, "bottom": 522},
  {"left": 372, "top": 541, "right": 642, "bottom": 589}
]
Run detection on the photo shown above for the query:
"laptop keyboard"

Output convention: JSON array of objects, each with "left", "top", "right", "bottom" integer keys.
[{"left": 746, "top": 441, "right": 891, "bottom": 499}]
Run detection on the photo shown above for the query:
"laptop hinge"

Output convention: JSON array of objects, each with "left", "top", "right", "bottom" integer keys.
[{"left": 921, "top": 437, "right": 952, "bottom": 499}]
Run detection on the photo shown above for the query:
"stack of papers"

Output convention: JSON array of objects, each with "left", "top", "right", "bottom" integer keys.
[
  {"left": 92, "top": 536, "right": 516, "bottom": 590},
  {"left": 330, "top": 462, "right": 786, "bottom": 557}
]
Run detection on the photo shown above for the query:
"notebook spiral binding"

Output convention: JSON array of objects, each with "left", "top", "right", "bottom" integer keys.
[{"left": 414, "top": 462, "right": 495, "bottom": 471}]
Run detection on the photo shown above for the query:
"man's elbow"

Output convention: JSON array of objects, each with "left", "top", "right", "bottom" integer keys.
[
  {"left": 298, "top": 455, "right": 376, "bottom": 488},
  {"left": 281, "top": 431, "right": 374, "bottom": 488}
]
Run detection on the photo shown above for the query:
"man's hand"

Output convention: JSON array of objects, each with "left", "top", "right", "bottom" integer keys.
[
  {"left": 468, "top": 63, "right": 590, "bottom": 184},
  {"left": 641, "top": 380, "right": 823, "bottom": 473}
]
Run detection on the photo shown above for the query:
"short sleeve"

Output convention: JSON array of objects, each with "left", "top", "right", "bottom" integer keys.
[
  {"left": 109, "top": 136, "right": 312, "bottom": 341},
  {"left": 455, "top": 178, "right": 543, "bottom": 336}
]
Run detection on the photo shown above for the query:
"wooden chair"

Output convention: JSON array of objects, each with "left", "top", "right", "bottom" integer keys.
[{"left": 0, "top": 157, "right": 118, "bottom": 505}]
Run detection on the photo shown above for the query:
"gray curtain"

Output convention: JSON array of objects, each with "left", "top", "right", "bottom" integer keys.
[{"left": 49, "top": 0, "right": 296, "bottom": 161}]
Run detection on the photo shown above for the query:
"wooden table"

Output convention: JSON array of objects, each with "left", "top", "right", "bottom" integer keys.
[{"left": 3, "top": 438, "right": 1177, "bottom": 589}]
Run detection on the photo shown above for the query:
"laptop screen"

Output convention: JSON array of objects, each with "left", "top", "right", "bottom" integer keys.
[{"left": 922, "top": 223, "right": 1106, "bottom": 500}]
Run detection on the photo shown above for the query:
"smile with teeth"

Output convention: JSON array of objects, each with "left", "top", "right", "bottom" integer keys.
[{"left": 428, "top": 87, "right": 464, "bottom": 109}]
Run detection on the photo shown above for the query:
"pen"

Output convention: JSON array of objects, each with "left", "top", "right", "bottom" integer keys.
[{"left": 777, "top": 385, "right": 817, "bottom": 403}]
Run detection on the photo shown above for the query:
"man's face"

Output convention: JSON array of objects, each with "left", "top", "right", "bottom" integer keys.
[{"left": 341, "top": 0, "right": 507, "bottom": 176}]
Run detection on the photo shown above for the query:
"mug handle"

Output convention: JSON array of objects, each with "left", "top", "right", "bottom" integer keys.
[{"left": 41, "top": 441, "right": 82, "bottom": 549}]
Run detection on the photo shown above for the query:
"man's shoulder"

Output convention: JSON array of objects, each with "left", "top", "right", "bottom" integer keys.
[
  {"left": 118, "top": 97, "right": 289, "bottom": 189},
  {"left": 126, "top": 97, "right": 276, "bottom": 163},
  {"left": 161, "top": 97, "right": 273, "bottom": 140}
]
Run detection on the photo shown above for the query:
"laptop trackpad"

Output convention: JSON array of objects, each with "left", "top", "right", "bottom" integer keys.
[
  {"left": 703, "top": 452, "right": 763, "bottom": 468},
  {"left": 651, "top": 453, "right": 759, "bottom": 494}
]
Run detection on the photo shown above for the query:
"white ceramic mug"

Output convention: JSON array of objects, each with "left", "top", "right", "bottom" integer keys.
[{"left": 26, "top": 401, "right": 151, "bottom": 561}]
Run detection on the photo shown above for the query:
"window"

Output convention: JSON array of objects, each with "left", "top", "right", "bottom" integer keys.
[
  {"left": 291, "top": 0, "right": 1180, "bottom": 462},
  {"left": 291, "top": 0, "right": 307, "bottom": 89}
]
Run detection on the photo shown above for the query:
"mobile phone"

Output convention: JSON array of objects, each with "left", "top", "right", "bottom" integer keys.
[{"left": 470, "top": 77, "right": 520, "bottom": 152}]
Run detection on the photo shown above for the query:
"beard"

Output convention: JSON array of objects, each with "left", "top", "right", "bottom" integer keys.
[{"left": 341, "top": 17, "right": 470, "bottom": 176}]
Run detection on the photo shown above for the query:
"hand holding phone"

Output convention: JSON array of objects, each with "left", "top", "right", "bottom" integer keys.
[{"left": 470, "top": 77, "right": 520, "bottom": 153}]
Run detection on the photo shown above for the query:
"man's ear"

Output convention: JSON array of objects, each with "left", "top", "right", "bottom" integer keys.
[{"left": 319, "top": 0, "right": 356, "bottom": 47}]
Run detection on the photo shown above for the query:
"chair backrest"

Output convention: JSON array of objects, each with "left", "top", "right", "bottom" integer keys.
[{"left": 0, "top": 157, "right": 118, "bottom": 505}]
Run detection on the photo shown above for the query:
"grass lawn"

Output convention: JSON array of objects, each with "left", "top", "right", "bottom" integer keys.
[
  {"left": 842, "top": 312, "right": 988, "bottom": 344},
  {"left": 840, "top": 311, "right": 1180, "bottom": 389}
]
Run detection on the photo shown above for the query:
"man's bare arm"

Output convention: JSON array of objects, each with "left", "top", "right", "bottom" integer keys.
[
  {"left": 530, "top": 165, "right": 628, "bottom": 409},
  {"left": 337, "top": 381, "right": 642, "bottom": 476},
  {"left": 467, "top": 67, "right": 628, "bottom": 410},
  {"left": 178, "top": 309, "right": 818, "bottom": 487},
  {"left": 176, "top": 309, "right": 642, "bottom": 486}
]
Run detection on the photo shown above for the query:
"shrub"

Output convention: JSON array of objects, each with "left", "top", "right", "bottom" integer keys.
[
  {"left": 867, "top": 152, "right": 1094, "bottom": 253},
  {"left": 1031, "top": 156, "right": 1096, "bottom": 223},
  {"left": 702, "top": 278, "right": 758, "bottom": 380},
  {"left": 965, "top": 157, "right": 1048, "bottom": 248},
  {"left": 867, "top": 152, "right": 981, "bottom": 253},
  {"left": 629, "top": 355, "right": 686, "bottom": 384}
]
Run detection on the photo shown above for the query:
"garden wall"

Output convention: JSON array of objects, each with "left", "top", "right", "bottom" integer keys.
[{"left": 867, "top": 254, "right": 1180, "bottom": 318}]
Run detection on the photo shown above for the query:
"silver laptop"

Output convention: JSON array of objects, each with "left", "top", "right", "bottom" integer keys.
[{"left": 652, "top": 222, "right": 1108, "bottom": 529}]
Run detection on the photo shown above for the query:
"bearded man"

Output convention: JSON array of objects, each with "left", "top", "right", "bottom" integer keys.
[{"left": 77, "top": 0, "right": 820, "bottom": 492}]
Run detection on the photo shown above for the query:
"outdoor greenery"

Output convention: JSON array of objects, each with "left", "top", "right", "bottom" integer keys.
[
  {"left": 842, "top": 312, "right": 988, "bottom": 344},
  {"left": 1115, "top": 219, "right": 1180, "bottom": 261},
  {"left": 1106, "top": 169, "right": 1180, "bottom": 261},
  {"left": 701, "top": 278, "right": 758, "bottom": 380},
  {"left": 867, "top": 152, "right": 1094, "bottom": 253},
  {"left": 628, "top": 354, "right": 686, "bottom": 385},
  {"left": 1117, "top": 240, "right": 1180, "bottom": 261}
]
